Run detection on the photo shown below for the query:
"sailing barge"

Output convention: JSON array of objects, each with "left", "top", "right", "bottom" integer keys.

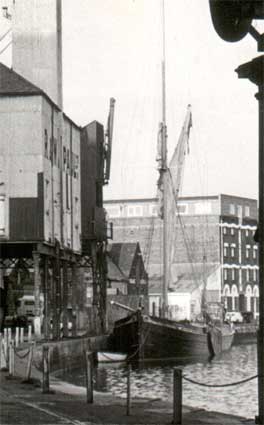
[{"left": 112, "top": 308, "right": 234, "bottom": 362}]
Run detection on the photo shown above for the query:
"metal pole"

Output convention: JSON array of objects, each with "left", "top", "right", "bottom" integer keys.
[
  {"left": 235, "top": 56, "right": 264, "bottom": 424},
  {"left": 257, "top": 84, "right": 264, "bottom": 424}
]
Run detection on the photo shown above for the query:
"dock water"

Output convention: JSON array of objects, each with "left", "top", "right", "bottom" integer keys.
[{"left": 0, "top": 335, "right": 257, "bottom": 425}]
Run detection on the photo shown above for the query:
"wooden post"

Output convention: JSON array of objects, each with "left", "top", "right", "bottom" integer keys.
[
  {"left": 173, "top": 367, "right": 182, "bottom": 425},
  {"left": 85, "top": 351, "right": 93, "bottom": 403},
  {"left": 0, "top": 333, "right": 5, "bottom": 370},
  {"left": 26, "top": 342, "right": 34, "bottom": 381},
  {"left": 7, "top": 327, "right": 11, "bottom": 342},
  {"left": 15, "top": 327, "right": 19, "bottom": 347},
  {"left": 9, "top": 340, "right": 14, "bottom": 377},
  {"left": 43, "top": 256, "right": 50, "bottom": 340},
  {"left": 33, "top": 251, "right": 42, "bottom": 339},
  {"left": 71, "top": 263, "right": 77, "bottom": 337},
  {"left": 3, "top": 329, "right": 8, "bottom": 370},
  {"left": 126, "top": 364, "right": 131, "bottom": 416},
  {"left": 28, "top": 325, "right": 32, "bottom": 342},
  {"left": 20, "top": 327, "right": 24, "bottom": 344},
  {"left": 42, "top": 345, "right": 50, "bottom": 393},
  {"left": 52, "top": 249, "right": 61, "bottom": 340},
  {"left": 152, "top": 302, "right": 156, "bottom": 317},
  {"left": 62, "top": 261, "right": 69, "bottom": 337}
]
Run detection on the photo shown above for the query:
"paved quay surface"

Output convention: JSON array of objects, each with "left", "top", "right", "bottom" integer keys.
[{"left": 0, "top": 369, "right": 256, "bottom": 425}]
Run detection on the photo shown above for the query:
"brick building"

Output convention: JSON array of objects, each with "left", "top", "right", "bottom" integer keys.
[{"left": 104, "top": 194, "right": 259, "bottom": 319}]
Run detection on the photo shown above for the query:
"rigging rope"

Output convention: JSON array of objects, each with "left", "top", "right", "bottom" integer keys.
[
  {"left": 167, "top": 169, "right": 201, "bottom": 291},
  {"left": 0, "top": 27, "right": 11, "bottom": 43},
  {"left": 0, "top": 40, "right": 12, "bottom": 56}
]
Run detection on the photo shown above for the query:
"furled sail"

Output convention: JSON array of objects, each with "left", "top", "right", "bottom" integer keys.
[{"left": 166, "top": 105, "right": 192, "bottom": 288}]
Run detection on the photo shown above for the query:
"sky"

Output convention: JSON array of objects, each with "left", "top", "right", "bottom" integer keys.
[{"left": 0, "top": 0, "right": 263, "bottom": 201}]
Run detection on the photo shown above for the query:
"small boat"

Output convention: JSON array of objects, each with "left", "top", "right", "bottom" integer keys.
[
  {"left": 97, "top": 351, "right": 127, "bottom": 363},
  {"left": 110, "top": 3, "right": 234, "bottom": 363},
  {"left": 112, "top": 307, "right": 234, "bottom": 362}
]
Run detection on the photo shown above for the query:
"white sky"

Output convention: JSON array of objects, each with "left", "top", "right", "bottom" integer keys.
[{"left": 0, "top": 0, "right": 262, "bottom": 201}]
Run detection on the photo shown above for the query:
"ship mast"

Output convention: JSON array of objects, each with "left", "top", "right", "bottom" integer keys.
[{"left": 161, "top": 0, "right": 168, "bottom": 317}]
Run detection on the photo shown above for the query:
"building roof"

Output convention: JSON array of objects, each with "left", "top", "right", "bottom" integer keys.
[
  {"left": 0, "top": 62, "right": 81, "bottom": 130},
  {"left": 108, "top": 242, "right": 141, "bottom": 278},
  {"left": 0, "top": 62, "right": 43, "bottom": 96},
  {"left": 148, "top": 262, "right": 219, "bottom": 295},
  {"left": 106, "top": 255, "right": 128, "bottom": 282}
]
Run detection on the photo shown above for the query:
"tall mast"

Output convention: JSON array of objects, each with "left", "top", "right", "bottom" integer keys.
[{"left": 161, "top": 0, "right": 168, "bottom": 316}]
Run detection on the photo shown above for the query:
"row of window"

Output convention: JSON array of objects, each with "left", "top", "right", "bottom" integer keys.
[
  {"left": 44, "top": 130, "right": 79, "bottom": 178},
  {"left": 223, "top": 227, "right": 254, "bottom": 237},
  {"left": 223, "top": 268, "right": 258, "bottom": 282},
  {"left": 105, "top": 204, "right": 158, "bottom": 218},
  {"left": 229, "top": 203, "right": 250, "bottom": 217},
  {"left": 223, "top": 243, "right": 257, "bottom": 259},
  {"left": 223, "top": 296, "right": 259, "bottom": 313}
]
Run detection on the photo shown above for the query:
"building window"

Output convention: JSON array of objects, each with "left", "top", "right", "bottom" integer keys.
[
  {"left": 230, "top": 204, "right": 235, "bottom": 215},
  {"left": 223, "top": 227, "right": 227, "bottom": 235},
  {"left": 44, "top": 129, "right": 48, "bottom": 158},
  {"left": 246, "top": 269, "right": 250, "bottom": 282},
  {"left": 128, "top": 207, "right": 134, "bottom": 216},
  {"left": 230, "top": 227, "right": 235, "bottom": 236},
  {"left": 53, "top": 138, "right": 57, "bottom": 164},
  {"left": 66, "top": 149, "right": 70, "bottom": 172},
  {"left": 253, "top": 246, "right": 257, "bottom": 259},
  {"left": 253, "top": 269, "right": 257, "bottom": 281},
  {"left": 177, "top": 204, "right": 187, "bottom": 214},
  {"left": 231, "top": 246, "right": 235, "bottom": 257},
  {"left": 63, "top": 146, "right": 67, "bottom": 169},
  {"left": 231, "top": 269, "right": 235, "bottom": 281},
  {"left": 151, "top": 205, "right": 158, "bottom": 216},
  {"left": 49, "top": 137, "right": 53, "bottom": 162},
  {"left": 245, "top": 206, "right": 250, "bottom": 216},
  {"left": 237, "top": 205, "right": 243, "bottom": 218},
  {"left": 224, "top": 269, "right": 227, "bottom": 280},
  {"left": 246, "top": 245, "right": 250, "bottom": 259},
  {"left": 0, "top": 195, "right": 5, "bottom": 235},
  {"left": 224, "top": 245, "right": 228, "bottom": 257},
  {"left": 135, "top": 206, "right": 143, "bottom": 216}
]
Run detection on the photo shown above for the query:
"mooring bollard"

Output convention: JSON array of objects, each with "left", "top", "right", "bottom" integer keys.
[
  {"left": 126, "top": 364, "right": 131, "bottom": 416},
  {"left": 173, "top": 367, "right": 182, "bottom": 425},
  {"left": 42, "top": 345, "right": 50, "bottom": 393},
  {"left": 28, "top": 325, "right": 32, "bottom": 342},
  {"left": 85, "top": 351, "right": 93, "bottom": 403},
  {"left": 25, "top": 342, "right": 34, "bottom": 381}
]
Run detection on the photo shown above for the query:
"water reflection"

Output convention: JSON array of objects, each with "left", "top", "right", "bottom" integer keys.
[{"left": 58, "top": 344, "right": 257, "bottom": 419}]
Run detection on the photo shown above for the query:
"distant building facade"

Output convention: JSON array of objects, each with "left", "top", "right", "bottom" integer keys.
[{"left": 104, "top": 194, "right": 259, "bottom": 319}]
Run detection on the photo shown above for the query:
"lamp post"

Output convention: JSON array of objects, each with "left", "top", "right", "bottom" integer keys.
[{"left": 236, "top": 55, "right": 264, "bottom": 425}]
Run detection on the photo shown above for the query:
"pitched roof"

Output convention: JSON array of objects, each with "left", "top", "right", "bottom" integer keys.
[
  {"left": 0, "top": 62, "right": 43, "bottom": 96},
  {"left": 0, "top": 62, "right": 81, "bottom": 129},
  {"left": 106, "top": 255, "right": 128, "bottom": 282},
  {"left": 108, "top": 242, "right": 140, "bottom": 278},
  {"left": 148, "top": 263, "right": 219, "bottom": 294}
]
